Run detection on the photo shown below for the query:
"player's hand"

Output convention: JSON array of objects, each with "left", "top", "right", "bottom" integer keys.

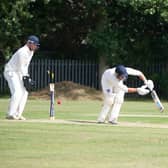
[
  {"left": 145, "top": 80, "right": 154, "bottom": 91},
  {"left": 137, "top": 86, "right": 150, "bottom": 95}
]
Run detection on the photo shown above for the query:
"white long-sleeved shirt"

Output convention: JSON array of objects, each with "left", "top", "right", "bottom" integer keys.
[
  {"left": 5, "top": 45, "right": 34, "bottom": 77},
  {"left": 102, "top": 67, "right": 143, "bottom": 93}
]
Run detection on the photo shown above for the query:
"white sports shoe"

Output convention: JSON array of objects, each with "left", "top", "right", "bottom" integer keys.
[
  {"left": 97, "top": 121, "right": 105, "bottom": 124},
  {"left": 18, "top": 116, "right": 26, "bottom": 120},
  {"left": 109, "top": 118, "right": 118, "bottom": 125},
  {"left": 6, "top": 115, "right": 19, "bottom": 120}
]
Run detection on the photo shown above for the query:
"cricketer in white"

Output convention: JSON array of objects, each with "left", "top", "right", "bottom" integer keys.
[
  {"left": 4, "top": 35, "right": 40, "bottom": 120},
  {"left": 98, "top": 65, "right": 153, "bottom": 124}
]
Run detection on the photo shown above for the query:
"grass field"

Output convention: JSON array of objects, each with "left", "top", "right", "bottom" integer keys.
[{"left": 1, "top": 98, "right": 168, "bottom": 168}]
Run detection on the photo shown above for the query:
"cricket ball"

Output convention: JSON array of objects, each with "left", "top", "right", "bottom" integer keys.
[{"left": 57, "top": 99, "right": 61, "bottom": 105}]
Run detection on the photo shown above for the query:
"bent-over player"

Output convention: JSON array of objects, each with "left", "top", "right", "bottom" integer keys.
[
  {"left": 97, "top": 65, "right": 154, "bottom": 124},
  {"left": 4, "top": 35, "right": 40, "bottom": 120}
]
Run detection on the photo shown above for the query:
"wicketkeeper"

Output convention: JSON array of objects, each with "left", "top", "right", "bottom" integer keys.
[
  {"left": 97, "top": 65, "right": 154, "bottom": 124},
  {"left": 3, "top": 35, "right": 40, "bottom": 120}
]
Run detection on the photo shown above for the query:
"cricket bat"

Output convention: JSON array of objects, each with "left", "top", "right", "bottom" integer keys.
[{"left": 151, "top": 90, "right": 164, "bottom": 112}]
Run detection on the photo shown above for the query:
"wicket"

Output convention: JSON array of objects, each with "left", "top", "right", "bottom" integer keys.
[{"left": 48, "top": 70, "right": 55, "bottom": 120}]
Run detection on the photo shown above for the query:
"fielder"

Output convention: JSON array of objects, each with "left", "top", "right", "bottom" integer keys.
[
  {"left": 4, "top": 35, "right": 40, "bottom": 120},
  {"left": 98, "top": 65, "right": 154, "bottom": 124}
]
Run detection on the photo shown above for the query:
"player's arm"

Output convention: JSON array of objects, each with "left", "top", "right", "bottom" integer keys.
[
  {"left": 126, "top": 67, "right": 147, "bottom": 84},
  {"left": 126, "top": 67, "right": 154, "bottom": 91},
  {"left": 18, "top": 50, "right": 30, "bottom": 77},
  {"left": 118, "top": 83, "right": 149, "bottom": 95},
  {"left": 138, "top": 72, "right": 147, "bottom": 84},
  {"left": 128, "top": 87, "right": 149, "bottom": 95},
  {"left": 128, "top": 88, "right": 137, "bottom": 93}
]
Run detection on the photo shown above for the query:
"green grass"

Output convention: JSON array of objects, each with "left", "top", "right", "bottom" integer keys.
[{"left": 1, "top": 98, "right": 168, "bottom": 168}]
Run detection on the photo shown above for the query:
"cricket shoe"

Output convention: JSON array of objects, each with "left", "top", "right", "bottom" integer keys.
[
  {"left": 108, "top": 120, "right": 118, "bottom": 125},
  {"left": 18, "top": 116, "right": 26, "bottom": 120},
  {"left": 97, "top": 121, "right": 105, "bottom": 124},
  {"left": 6, "top": 115, "right": 19, "bottom": 120},
  {"left": 97, "top": 119, "right": 106, "bottom": 124},
  {"left": 97, "top": 120, "right": 109, "bottom": 124}
]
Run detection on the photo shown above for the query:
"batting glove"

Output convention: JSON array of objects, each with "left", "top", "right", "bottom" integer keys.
[
  {"left": 137, "top": 86, "right": 150, "bottom": 95},
  {"left": 145, "top": 80, "right": 154, "bottom": 91}
]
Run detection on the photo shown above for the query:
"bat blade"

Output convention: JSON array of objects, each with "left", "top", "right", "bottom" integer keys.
[{"left": 151, "top": 90, "right": 164, "bottom": 112}]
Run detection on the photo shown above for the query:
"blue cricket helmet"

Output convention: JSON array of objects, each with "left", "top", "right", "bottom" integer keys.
[
  {"left": 115, "top": 65, "right": 128, "bottom": 80},
  {"left": 27, "top": 35, "right": 40, "bottom": 46}
]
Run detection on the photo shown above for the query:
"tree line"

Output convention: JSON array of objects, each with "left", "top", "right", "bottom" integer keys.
[{"left": 0, "top": 0, "right": 168, "bottom": 95}]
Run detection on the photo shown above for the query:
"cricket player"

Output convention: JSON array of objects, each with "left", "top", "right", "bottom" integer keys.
[
  {"left": 4, "top": 35, "right": 40, "bottom": 120},
  {"left": 98, "top": 65, "right": 154, "bottom": 124}
]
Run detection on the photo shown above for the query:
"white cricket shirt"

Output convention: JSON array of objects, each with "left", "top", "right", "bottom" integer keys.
[
  {"left": 5, "top": 45, "right": 34, "bottom": 77},
  {"left": 102, "top": 67, "right": 143, "bottom": 93}
]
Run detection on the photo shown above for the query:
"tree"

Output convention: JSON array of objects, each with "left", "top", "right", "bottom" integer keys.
[
  {"left": 1, "top": 0, "right": 168, "bottom": 64},
  {"left": 24, "top": 0, "right": 106, "bottom": 60},
  {"left": 88, "top": 0, "right": 168, "bottom": 66},
  {"left": 0, "top": 1, "right": 32, "bottom": 59}
]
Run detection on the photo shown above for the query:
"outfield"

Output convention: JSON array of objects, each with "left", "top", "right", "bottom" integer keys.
[{"left": 0, "top": 98, "right": 168, "bottom": 168}]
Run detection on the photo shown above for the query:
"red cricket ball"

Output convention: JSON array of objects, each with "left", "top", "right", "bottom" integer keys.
[{"left": 57, "top": 99, "right": 61, "bottom": 105}]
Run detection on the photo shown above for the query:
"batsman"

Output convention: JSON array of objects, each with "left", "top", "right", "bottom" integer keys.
[{"left": 98, "top": 65, "right": 154, "bottom": 124}]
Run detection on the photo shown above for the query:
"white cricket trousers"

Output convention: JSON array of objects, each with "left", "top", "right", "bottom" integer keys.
[
  {"left": 98, "top": 75, "right": 125, "bottom": 122},
  {"left": 4, "top": 70, "right": 28, "bottom": 117}
]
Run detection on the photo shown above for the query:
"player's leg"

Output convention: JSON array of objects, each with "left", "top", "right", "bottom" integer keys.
[
  {"left": 16, "top": 88, "right": 28, "bottom": 120},
  {"left": 108, "top": 91, "right": 125, "bottom": 124},
  {"left": 97, "top": 95, "right": 115, "bottom": 123},
  {"left": 97, "top": 76, "right": 115, "bottom": 123},
  {"left": 4, "top": 71, "right": 22, "bottom": 119}
]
